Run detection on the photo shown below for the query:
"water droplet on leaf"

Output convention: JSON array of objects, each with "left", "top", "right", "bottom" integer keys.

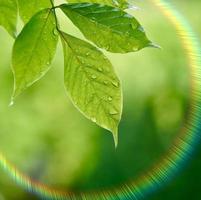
[
  {"left": 91, "top": 74, "right": 97, "bottom": 79},
  {"left": 112, "top": 81, "right": 119, "bottom": 87},
  {"left": 53, "top": 28, "right": 58, "bottom": 36},
  {"left": 109, "top": 108, "right": 118, "bottom": 115},
  {"left": 133, "top": 46, "right": 139, "bottom": 51},
  {"left": 98, "top": 67, "right": 103, "bottom": 72},
  {"left": 91, "top": 117, "right": 97, "bottom": 123},
  {"left": 104, "top": 81, "right": 108, "bottom": 85},
  {"left": 108, "top": 96, "right": 113, "bottom": 101},
  {"left": 9, "top": 100, "right": 14, "bottom": 107}
]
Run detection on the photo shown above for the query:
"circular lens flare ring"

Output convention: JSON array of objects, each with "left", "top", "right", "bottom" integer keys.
[{"left": 1, "top": 0, "right": 201, "bottom": 199}]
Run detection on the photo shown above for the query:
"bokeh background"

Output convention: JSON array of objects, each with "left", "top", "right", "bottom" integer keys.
[{"left": 0, "top": 0, "right": 200, "bottom": 199}]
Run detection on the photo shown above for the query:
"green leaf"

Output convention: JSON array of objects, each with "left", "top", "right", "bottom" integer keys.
[
  {"left": 18, "top": 0, "right": 52, "bottom": 23},
  {"left": 0, "top": 0, "right": 17, "bottom": 37},
  {"left": 67, "top": 0, "right": 128, "bottom": 9},
  {"left": 60, "top": 3, "right": 151, "bottom": 53},
  {"left": 12, "top": 9, "right": 58, "bottom": 99},
  {"left": 60, "top": 32, "right": 122, "bottom": 146}
]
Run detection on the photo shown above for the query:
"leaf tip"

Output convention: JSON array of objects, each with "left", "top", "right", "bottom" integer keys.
[
  {"left": 112, "top": 129, "right": 118, "bottom": 148},
  {"left": 127, "top": 4, "right": 141, "bottom": 11},
  {"left": 9, "top": 98, "right": 15, "bottom": 107},
  {"left": 11, "top": 85, "right": 22, "bottom": 104},
  {"left": 147, "top": 42, "right": 161, "bottom": 49},
  {"left": 12, "top": 87, "right": 20, "bottom": 101}
]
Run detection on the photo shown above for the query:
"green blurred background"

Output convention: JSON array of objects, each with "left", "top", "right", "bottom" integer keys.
[{"left": 0, "top": 0, "right": 200, "bottom": 199}]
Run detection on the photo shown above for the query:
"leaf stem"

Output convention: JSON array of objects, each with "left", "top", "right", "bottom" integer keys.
[
  {"left": 50, "top": 4, "right": 60, "bottom": 32},
  {"left": 50, "top": 0, "right": 54, "bottom": 8}
]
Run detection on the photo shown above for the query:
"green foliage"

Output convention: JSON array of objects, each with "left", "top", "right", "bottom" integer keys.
[
  {"left": 60, "top": 3, "right": 151, "bottom": 53},
  {"left": 12, "top": 9, "right": 58, "bottom": 99},
  {"left": 67, "top": 0, "right": 128, "bottom": 9},
  {"left": 0, "top": 0, "right": 156, "bottom": 146},
  {"left": 61, "top": 32, "right": 122, "bottom": 146},
  {"left": 0, "top": 0, "right": 17, "bottom": 37},
  {"left": 18, "top": 0, "right": 51, "bottom": 23}
]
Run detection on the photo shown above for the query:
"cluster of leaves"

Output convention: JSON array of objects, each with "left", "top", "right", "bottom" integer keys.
[{"left": 0, "top": 0, "right": 155, "bottom": 146}]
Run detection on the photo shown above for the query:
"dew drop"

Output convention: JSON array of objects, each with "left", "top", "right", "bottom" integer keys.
[
  {"left": 9, "top": 100, "right": 14, "bottom": 107},
  {"left": 126, "top": 31, "right": 130, "bottom": 36},
  {"left": 109, "top": 108, "right": 118, "bottom": 115},
  {"left": 108, "top": 96, "right": 113, "bottom": 101},
  {"left": 98, "top": 67, "right": 103, "bottom": 72},
  {"left": 133, "top": 46, "right": 139, "bottom": 51},
  {"left": 91, "top": 117, "right": 97, "bottom": 123},
  {"left": 91, "top": 74, "right": 97, "bottom": 79},
  {"left": 112, "top": 81, "right": 119, "bottom": 87},
  {"left": 53, "top": 28, "right": 58, "bottom": 36}
]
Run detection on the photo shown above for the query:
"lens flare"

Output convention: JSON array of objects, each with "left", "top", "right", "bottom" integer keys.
[{"left": 0, "top": 0, "right": 201, "bottom": 199}]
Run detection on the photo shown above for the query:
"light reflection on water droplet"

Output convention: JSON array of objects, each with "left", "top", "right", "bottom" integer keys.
[
  {"left": 53, "top": 28, "right": 58, "bottom": 36},
  {"left": 98, "top": 67, "right": 102, "bottom": 72},
  {"left": 112, "top": 81, "right": 119, "bottom": 87},
  {"left": 108, "top": 96, "right": 113, "bottom": 101},
  {"left": 91, "top": 75, "right": 97, "bottom": 79},
  {"left": 109, "top": 108, "right": 118, "bottom": 115},
  {"left": 91, "top": 117, "right": 97, "bottom": 123},
  {"left": 133, "top": 46, "right": 138, "bottom": 51},
  {"left": 9, "top": 101, "right": 14, "bottom": 107},
  {"left": 104, "top": 81, "right": 108, "bottom": 85}
]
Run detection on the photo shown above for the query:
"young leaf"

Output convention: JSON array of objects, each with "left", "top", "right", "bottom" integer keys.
[
  {"left": 12, "top": 9, "right": 58, "bottom": 99},
  {"left": 66, "top": 0, "right": 128, "bottom": 9},
  {"left": 60, "top": 3, "right": 151, "bottom": 53},
  {"left": 60, "top": 32, "right": 122, "bottom": 146},
  {"left": 0, "top": 0, "right": 17, "bottom": 37},
  {"left": 18, "top": 0, "right": 52, "bottom": 23}
]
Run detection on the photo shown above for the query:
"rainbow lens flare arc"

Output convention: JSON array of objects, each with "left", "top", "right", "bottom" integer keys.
[{"left": 0, "top": 0, "right": 201, "bottom": 199}]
